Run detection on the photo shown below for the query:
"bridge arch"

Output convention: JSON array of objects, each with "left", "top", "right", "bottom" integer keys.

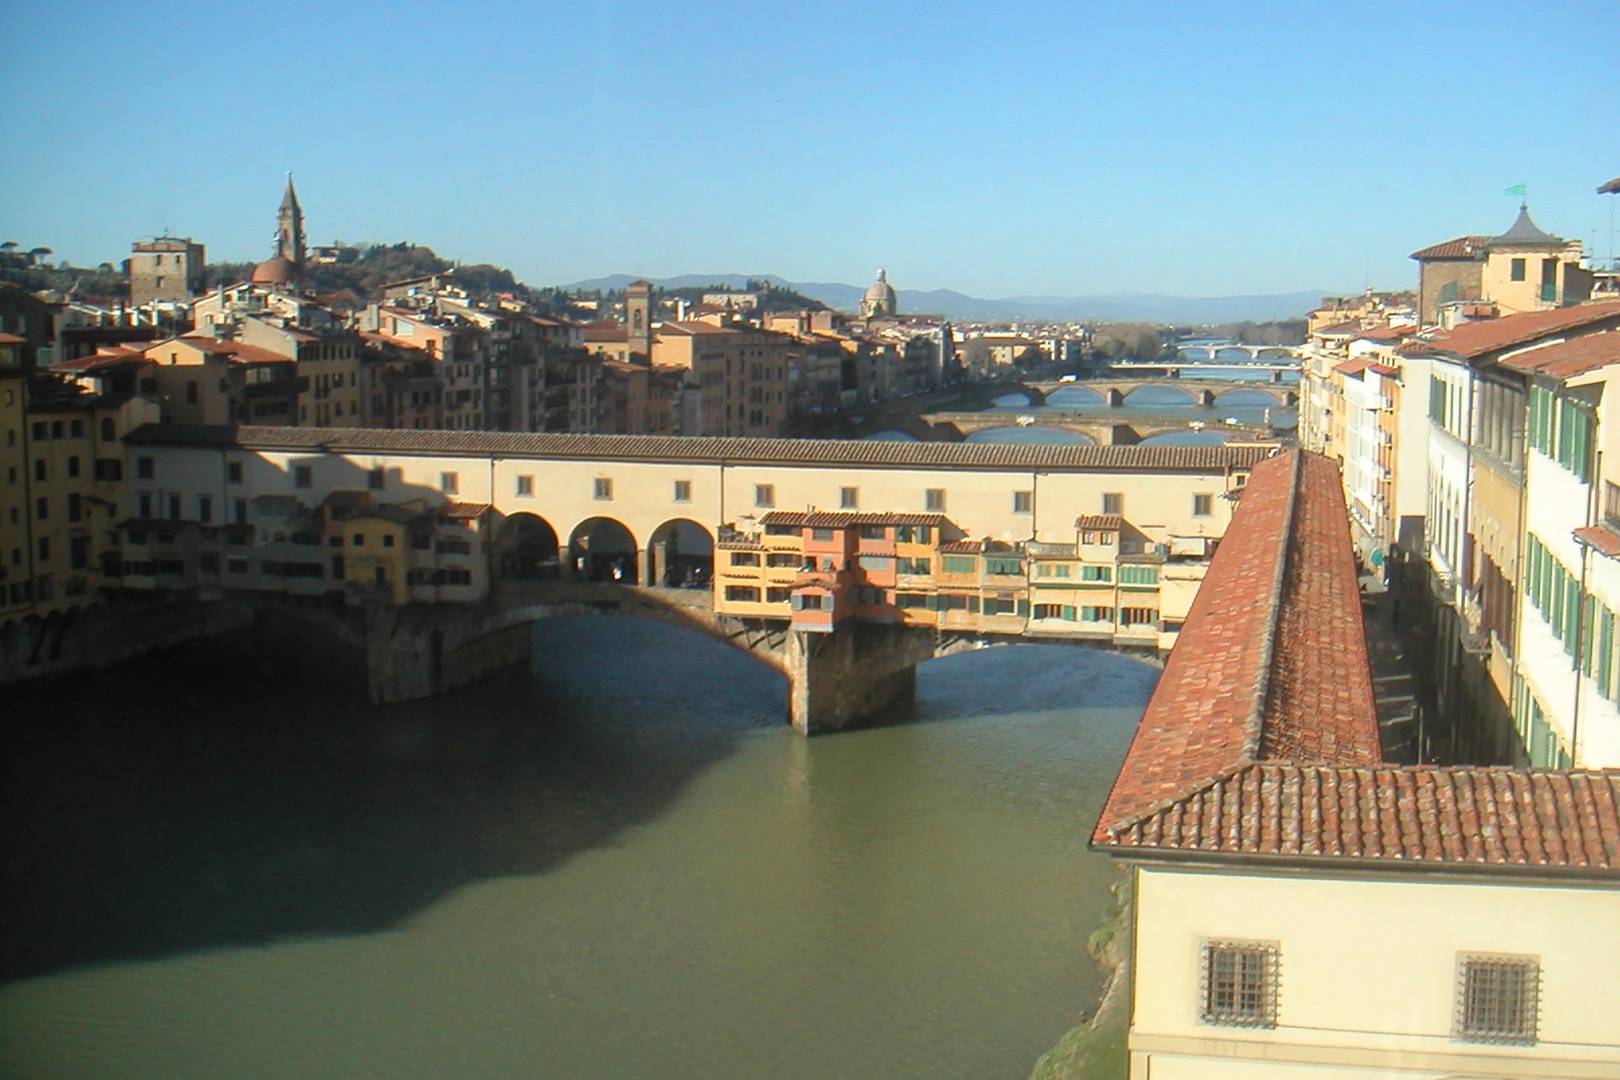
[
  {"left": 569, "top": 517, "right": 640, "bottom": 583},
  {"left": 1214, "top": 387, "right": 1287, "bottom": 408},
  {"left": 493, "top": 512, "right": 562, "bottom": 583},
  {"left": 1122, "top": 385, "right": 1200, "bottom": 408},
  {"left": 647, "top": 518, "right": 715, "bottom": 589}
]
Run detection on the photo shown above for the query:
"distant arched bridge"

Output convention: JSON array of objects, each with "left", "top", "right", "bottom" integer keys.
[{"left": 1016, "top": 378, "right": 1298, "bottom": 409}]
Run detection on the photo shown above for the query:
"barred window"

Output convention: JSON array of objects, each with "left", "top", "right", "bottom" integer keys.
[
  {"left": 1455, "top": 954, "right": 1539, "bottom": 1044},
  {"left": 1200, "top": 939, "right": 1279, "bottom": 1028}
]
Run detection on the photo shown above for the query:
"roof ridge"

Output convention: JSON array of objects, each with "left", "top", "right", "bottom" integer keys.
[{"left": 1245, "top": 448, "right": 1301, "bottom": 760}]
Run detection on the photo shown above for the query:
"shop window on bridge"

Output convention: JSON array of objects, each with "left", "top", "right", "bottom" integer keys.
[
  {"left": 1081, "top": 605, "right": 1114, "bottom": 622},
  {"left": 985, "top": 557, "right": 1022, "bottom": 576},
  {"left": 897, "top": 593, "right": 931, "bottom": 609},
  {"left": 673, "top": 480, "right": 691, "bottom": 503},
  {"left": 1033, "top": 603, "right": 1074, "bottom": 620},
  {"left": 791, "top": 593, "right": 828, "bottom": 611},
  {"left": 1081, "top": 564, "right": 1112, "bottom": 582},
  {"left": 925, "top": 488, "right": 946, "bottom": 512},
  {"left": 767, "top": 553, "right": 799, "bottom": 568},
  {"left": 515, "top": 475, "right": 534, "bottom": 498},
  {"left": 1102, "top": 492, "right": 1123, "bottom": 515},
  {"left": 1033, "top": 563, "right": 1071, "bottom": 579},
  {"left": 755, "top": 484, "right": 775, "bottom": 509},
  {"left": 1012, "top": 491, "right": 1033, "bottom": 514},
  {"left": 840, "top": 487, "right": 859, "bottom": 509},
  {"left": 985, "top": 597, "right": 1021, "bottom": 615},
  {"left": 765, "top": 522, "right": 797, "bottom": 536},
  {"left": 939, "top": 594, "right": 974, "bottom": 611},
  {"left": 725, "top": 585, "right": 761, "bottom": 603},
  {"left": 897, "top": 557, "right": 930, "bottom": 575},
  {"left": 730, "top": 552, "right": 760, "bottom": 567},
  {"left": 811, "top": 528, "right": 835, "bottom": 542},
  {"left": 859, "top": 524, "right": 887, "bottom": 540},
  {"left": 766, "top": 586, "right": 792, "bottom": 603},
  {"left": 1120, "top": 606, "right": 1158, "bottom": 627},
  {"left": 942, "top": 555, "right": 976, "bottom": 574},
  {"left": 858, "top": 555, "right": 893, "bottom": 573},
  {"left": 895, "top": 525, "right": 931, "bottom": 543}
]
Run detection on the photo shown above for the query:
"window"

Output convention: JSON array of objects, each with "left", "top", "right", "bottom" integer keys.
[
  {"left": 766, "top": 586, "right": 793, "bottom": 603},
  {"left": 858, "top": 555, "right": 894, "bottom": 572},
  {"left": 36, "top": 497, "right": 48, "bottom": 520},
  {"left": 369, "top": 467, "right": 386, "bottom": 491},
  {"left": 840, "top": 486, "right": 858, "bottom": 509},
  {"left": 895, "top": 524, "right": 931, "bottom": 543},
  {"left": 1013, "top": 490, "right": 1033, "bottom": 514},
  {"left": 755, "top": 484, "right": 775, "bottom": 508},
  {"left": 197, "top": 496, "right": 212, "bottom": 524},
  {"left": 593, "top": 477, "right": 613, "bottom": 500},
  {"left": 353, "top": 534, "right": 366, "bottom": 547},
  {"left": 37, "top": 537, "right": 50, "bottom": 562},
  {"left": 1456, "top": 954, "right": 1539, "bottom": 1045},
  {"left": 942, "top": 555, "right": 976, "bottom": 574},
  {"left": 1193, "top": 493, "right": 1213, "bottom": 517},
  {"left": 1102, "top": 492, "right": 1123, "bottom": 515},
  {"left": 1081, "top": 605, "right": 1113, "bottom": 622},
  {"left": 673, "top": 480, "right": 691, "bottom": 503},
  {"left": 516, "top": 475, "right": 534, "bottom": 497},
  {"left": 730, "top": 552, "right": 760, "bottom": 567},
  {"left": 811, "top": 527, "right": 834, "bottom": 542},
  {"left": 897, "top": 557, "right": 930, "bottom": 575},
  {"left": 926, "top": 488, "right": 945, "bottom": 512},
  {"left": 137, "top": 456, "right": 154, "bottom": 479},
  {"left": 766, "top": 553, "right": 799, "bottom": 568},
  {"left": 1081, "top": 564, "right": 1112, "bottom": 582},
  {"left": 67, "top": 493, "right": 81, "bottom": 522},
  {"left": 1119, "top": 565, "right": 1160, "bottom": 586},
  {"left": 1034, "top": 563, "right": 1072, "bottom": 578},
  {"left": 67, "top": 456, "right": 79, "bottom": 478},
  {"left": 724, "top": 585, "right": 761, "bottom": 603},
  {"left": 34, "top": 459, "right": 46, "bottom": 481},
  {"left": 441, "top": 472, "right": 459, "bottom": 495},
  {"left": 1510, "top": 257, "right": 1527, "bottom": 282},
  {"left": 1200, "top": 940, "right": 1279, "bottom": 1028},
  {"left": 227, "top": 461, "right": 243, "bottom": 483},
  {"left": 1120, "top": 606, "right": 1158, "bottom": 626},
  {"left": 382, "top": 534, "right": 395, "bottom": 548},
  {"left": 294, "top": 465, "right": 312, "bottom": 489}
]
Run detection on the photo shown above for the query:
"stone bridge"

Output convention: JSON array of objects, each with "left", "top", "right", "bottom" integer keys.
[
  {"left": 917, "top": 411, "right": 1277, "bottom": 444},
  {"left": 1013, "top": 377, "right": 1299, "bottom": 409}
]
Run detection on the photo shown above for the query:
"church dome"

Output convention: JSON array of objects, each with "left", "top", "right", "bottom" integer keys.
[
  {"left": 862, "top": 268, "right": 897, "bottom": 317},
  {"left": 251, "top": 255, "right": 296, "bottom": 286}
]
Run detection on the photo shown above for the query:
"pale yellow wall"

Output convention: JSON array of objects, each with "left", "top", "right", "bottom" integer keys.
[{"left": 1130, "top": 864, "right": 1620, "bottom": 1077}]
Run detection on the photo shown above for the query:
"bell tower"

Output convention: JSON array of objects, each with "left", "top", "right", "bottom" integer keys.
[{"left": 275, "top": 173, "right": 306, "bottom": 272}]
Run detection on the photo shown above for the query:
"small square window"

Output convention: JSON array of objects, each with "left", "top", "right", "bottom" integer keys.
[
  {"left": 594, "top": 477, "right": 613, "bottom": 500},
  {"left": 1103, "top": 492, "right": 1123, "bottom": 515},
  {"left": 368, "top": 467, "right": 386, "bottom": 491},
  {"left": 1193, "top": 493, "right": 1213, "bottom": 517},
  {"left": 516, "top": 475, "right": 534, "bottom": 498},
  {"left": 1013, "top": 490, "right": 1033, "bottom": 514},
  {"left": 383, "top": 534, "right": 395, "bottom": 548},
  {"left": 1455, "top": 953, "right": 1539, "bottom": 1045},
  {"left": 227, "top": 462, "right": 243, "bottom": 484},
  {"left": 1200, "top": 939, "right": 1279, "bottom": 1028},
  {"left": 755, "top": 484, "right": 775, "bottom": 509},
  {"left": 925, "top": 488, "right": 945, "bottom": 512},
  {"left": 673, "top": 480, "right": 692, "bottom": 503},
  {"left": 137, "top": 456, "right": 154, "bottom": 480},
  {"left": 294, "top": 465, "right": 313, "bottom": 489},
  {"left": 840, "top": 486, "right": 858, "bottom": 509},
  {"left": 441, "top": 472, "right": 459, "bottom": 495}
]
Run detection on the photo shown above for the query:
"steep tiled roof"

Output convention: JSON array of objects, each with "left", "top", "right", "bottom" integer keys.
[
  {"left": 1091, "top": 448, "right": 1620, "bottom": 878},
  {"left": 1104, "top": 765, "right": 1619, "bottom": 873},
  {"left": 123, "top": 424, "right": 1273, "bottom": 474},
  {"left": 1410, "top": 236, "right": 1487, "bottom": 260},
  {"left": 1401, "top": 301, "right": 1620, "bottom": 361},
  {"left": 1075, "top": 514, "right": 1125, "bottom": 530},
  {"left": 1494, "top": 330, "right": 1620, "bottom": 379}
]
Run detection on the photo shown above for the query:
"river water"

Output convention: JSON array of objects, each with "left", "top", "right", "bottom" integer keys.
[{"left": 0, "top": 614, "right": 1154, "bottom": 1079}]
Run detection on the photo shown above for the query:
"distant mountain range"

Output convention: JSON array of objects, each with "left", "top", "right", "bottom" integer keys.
[{"left": 562, "top": 273, "right": 1326, "bottom": 324}]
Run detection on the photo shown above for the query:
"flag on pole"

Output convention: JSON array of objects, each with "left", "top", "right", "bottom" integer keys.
[{"left": 1505, "top": 183, "right": 1528, "bottom": 197}]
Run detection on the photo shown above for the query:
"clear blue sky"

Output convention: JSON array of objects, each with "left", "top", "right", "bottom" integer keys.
[{"left": 3, "top": 0, "right": 1616, "bottom": 300}]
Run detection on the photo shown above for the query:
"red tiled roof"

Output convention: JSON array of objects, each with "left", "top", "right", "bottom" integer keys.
[
  {"left": 939, "top": 540, "right": 982, "bottom": 554},
  {"left": 1092, "top": 448, "right": 1620, "bottom": 877},
  {"left": 1315, "top": 321, "right": 1361, "bottom": 337},
  {"left": 1574, "top": 526, "right": 1620, "bottom": 560},
  {"left": 0, "top": 332, "right": 25, "bottom": 345},
  {"left": 439, "top": 501, "right": 491, "bottom": 520},
  {"left": 1494, "top": 331, "right": 1620, "bottom": 379},
  {"left": 1356, "top": 326, "right": 1415, "bottom": 343},
  {"left": 1403, "top": 301, "right": 1620, "bottom": 361},
  {"left": 1101, "top": 765, "right": 1620, "bottom": 873},
  {"left": 1366, "top": 363, "right": 1399, "bottom": 377},
  {"left": 759, "top": 510, "right": 950, "bottom": 529},
  {"left": 1075, "top": 514, "right": 1125, "bottom": 530},
  {"left": 1410, "top": 236, "right": 1487, "bottom": 260},
  {"left": 1334, "top": 359, "right": 1373, "bottom": 376}
]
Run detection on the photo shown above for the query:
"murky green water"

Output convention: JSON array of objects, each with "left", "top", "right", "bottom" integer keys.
[{"left": 0, "top": 615, "right": 1153, "bottom": 1079}]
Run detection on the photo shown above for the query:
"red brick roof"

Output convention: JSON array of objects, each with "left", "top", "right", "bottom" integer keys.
[
  {"left": 1494, "top": 330, "right": 1620, "bottom": 379},
  {"left": 1075, "top": 514, "right": 1125, "bottom": 530},
  {"left": 1402, "top": 301, "right": 1620, "bottom": 361},
  {"left": 1410, "top": 236, "right": 1487, "bottom": 260},
  {"left": 1334, "top": 358, "right": 1373, "bottom": 376},
  {"left": 1092, "top": 448, "right": 1620, "bottom": 877},
  {"left": 759, "top": 510, "right": 949, "bottom": 529},
  {"left": 1575, "top": 526, "right": 1620, "bottom": 560}
]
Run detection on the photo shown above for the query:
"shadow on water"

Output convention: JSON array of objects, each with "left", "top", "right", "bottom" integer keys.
[{"left": 0, "top": 611, "right": 786, "bottom": 984}]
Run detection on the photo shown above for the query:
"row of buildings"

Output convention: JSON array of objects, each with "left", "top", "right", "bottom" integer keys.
[{"left": 1299, "top": 195, "right": 1620, "bottom": 770}]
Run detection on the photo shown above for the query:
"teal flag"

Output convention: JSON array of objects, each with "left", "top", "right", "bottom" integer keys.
[{"left": 1505, "top": 183, "right": 1528, "bottom": 196}]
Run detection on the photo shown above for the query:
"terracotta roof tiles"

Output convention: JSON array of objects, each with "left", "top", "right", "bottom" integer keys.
[
  {"left": 1494, "top": 330, "right": 1620, "bottom": 379},
  {"left": 1410, "top": 236, "right": 1488, "bottom": 260},
  {"left": 1402, "top": 301, "right": 1620, "bottom": 361}
]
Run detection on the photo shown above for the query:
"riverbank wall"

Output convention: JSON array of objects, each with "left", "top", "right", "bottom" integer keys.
[{"left": 1028, "top": 874, "right": 1133, "bottom": 1080}]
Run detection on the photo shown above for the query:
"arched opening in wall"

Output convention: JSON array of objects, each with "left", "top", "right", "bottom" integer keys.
[
  {"left": 647, "top": 519, "right": 714, "bottom": 589},
  {"left": 569, "top": 518, "right": 638, "bottom": 584},
  {"left": 493, "top": 512, "right": 561, "bottom": 582}
]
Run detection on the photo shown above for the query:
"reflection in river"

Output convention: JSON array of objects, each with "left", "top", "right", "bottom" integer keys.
[{"left": 0, "top": 616, "right": 1154, "bottom": 1079}]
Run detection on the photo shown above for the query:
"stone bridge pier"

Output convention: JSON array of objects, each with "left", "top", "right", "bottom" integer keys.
[{"left": 360, "top": 585, "right": 941, "bottom": 735}]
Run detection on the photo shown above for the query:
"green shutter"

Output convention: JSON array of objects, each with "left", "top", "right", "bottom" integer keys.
[
  {"left": 1016, "top": 599, "right": 1029, "bottom": 617},
  {"left": 1062, "top": 605, "right": 1076, "bottom": 621}
]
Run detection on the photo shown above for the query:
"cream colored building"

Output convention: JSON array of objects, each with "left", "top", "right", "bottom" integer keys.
[{"left": 1093, "top": 448, "right": 1620, "bottom": 1080}]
